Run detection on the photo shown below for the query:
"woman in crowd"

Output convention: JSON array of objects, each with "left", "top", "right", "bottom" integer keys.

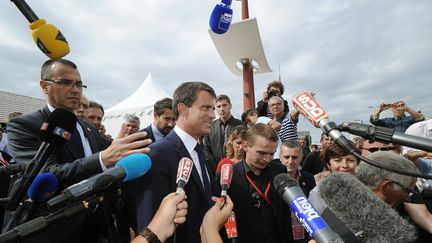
[{"left": 216, "top": 126, "right": 247, "bottom": 173}]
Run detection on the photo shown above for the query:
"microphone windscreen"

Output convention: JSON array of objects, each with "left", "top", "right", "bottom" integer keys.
[
  {"left": 40, "top": 108, "right": 77, "bottom": 145},
  {"left": 116, "top": 154, "right": 152, "bottom": 182},
  {"left": 27, "top": 173, "right": 58, "bottom": 203},
  {"left": 209, "top": 4, "right": 233, "bottom": 34},
  {"left": 220, "top": 164, "right": 233, "bottom": 186},
  {"left": 319, "top": 173, "right": 417, "bottom": 242}
]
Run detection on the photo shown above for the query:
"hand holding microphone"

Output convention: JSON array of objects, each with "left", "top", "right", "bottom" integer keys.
[
  {"left": 200, "top": 195, "right": 234, "bottom": 243},
  {"left": 11, "top": 0, "right": 70, "bottom": 59},
  {"left": 209, "top": 0, "right": 233, "bottom": 34}
]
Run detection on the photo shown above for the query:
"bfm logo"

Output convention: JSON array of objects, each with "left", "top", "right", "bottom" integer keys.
[{"left": 293, "top": 92, "right": 327, "bottom": 125}]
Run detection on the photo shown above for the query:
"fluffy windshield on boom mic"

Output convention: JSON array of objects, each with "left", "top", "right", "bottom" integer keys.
[
  {"left": 40, "top": 108, "right": 77, "bottom": 145},
  {"left": 27, "top": 173, "right": 58, "bottom": 203},
  {"left": 209, "top": 0, "right": 233, "bottom": 34},
  {"left": 319, "top": 173, "right": 418, "bottom": 242}
]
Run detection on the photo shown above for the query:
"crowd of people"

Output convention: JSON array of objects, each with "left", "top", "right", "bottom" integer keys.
[{"left": 0, "top": 58, "right": 431, "bottom": 242}]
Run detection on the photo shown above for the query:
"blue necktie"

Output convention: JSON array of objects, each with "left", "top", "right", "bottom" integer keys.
[{"left": 194, "top": 143, "right": 212, "bottom": 200}]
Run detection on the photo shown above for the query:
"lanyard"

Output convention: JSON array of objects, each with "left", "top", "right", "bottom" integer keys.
[{"left": 246, "top": 173, "right": 271, "bottom": 206}]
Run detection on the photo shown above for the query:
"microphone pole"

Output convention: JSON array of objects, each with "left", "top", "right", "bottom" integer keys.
[{"left": 0, "top": 196, "right": 103, "bottom": 243}]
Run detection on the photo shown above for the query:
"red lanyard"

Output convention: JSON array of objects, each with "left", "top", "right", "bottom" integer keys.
[{"left": 246, "top": 174, "right": 271, "bottom": 206}]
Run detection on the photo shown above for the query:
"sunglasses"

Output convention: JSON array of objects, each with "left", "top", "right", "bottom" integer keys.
[{"left": 362, "top": 147, "right": 396, "bottom": 153}]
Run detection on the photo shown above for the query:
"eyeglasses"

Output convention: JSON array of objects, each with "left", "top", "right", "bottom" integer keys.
[
  {"left": 269, "top": 103, "right": 282, "bottom": 107},
  {"left": 44, "top": 79, "right": 87, "bottom": 89},
  {"left": 361, "top": 147, "right": 396, "bottom": 153},
  {"left": 390, "top": 180, "right": 417, "bottom": 197}
]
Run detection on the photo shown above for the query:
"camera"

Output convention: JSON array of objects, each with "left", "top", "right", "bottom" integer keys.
[{"left": 267, "top": 90, "right": 279, "bottom": 98}]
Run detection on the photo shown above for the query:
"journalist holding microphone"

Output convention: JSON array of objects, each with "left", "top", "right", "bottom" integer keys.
[{"left": 4, "top": 59, "right": 152, "bottom": 242}]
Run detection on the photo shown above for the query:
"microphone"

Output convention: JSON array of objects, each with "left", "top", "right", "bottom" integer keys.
[
  {"left": 220, "top": 163, "right": 233, "bottom": 200},
  {"left": 175, "top": 157, "right": 194, "bottom": 194},
  {"left": 0, "top": 164, "right": 25, "bottom": 176},
  {"left": 292, "top": 91, "right": 357, "bottom": 155},
  {"left": 209, "top": 0, "right": 233, "bottom": 34},
  {"left": 47, "top": 153, "right": 151, "bottom": 209},
  {"left": 319, "top": 173, "right": 418, "bottom": 242},
  {"left": 4, "top": 173, "right": 59, "bottom": 231},
  {"left": 273, "top": 173, "right": 344, "bottom": 243},
  {"left": 11, "top": 0, "right": 70, "bottom": 59},
  {"left": 224, "top": 211, "right": 238, "bottom": 242},
  {"left": 7, "top": 108, "right": 76, "bottom": 211},
  {"left": 338, "top": 122, "right": 432, "bottom": 152}
]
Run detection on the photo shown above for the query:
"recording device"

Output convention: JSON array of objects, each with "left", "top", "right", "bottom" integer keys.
[
  {"left": 11, "top": 0, "right": 70, "bottom": 59},
  {"left": 4, "top": 173, "right": 59, "bottom": 231},
  {"left": 273, "top": 173, "right": 344, "bottom": 243},
  {"left": 338, "top": 122, "right": 432, "bottom": 152},
  {"left": 47, "top": 154, "right": 151, "bottom": 208},
  {"left": 7, "top": 109, "right": 76, "bottom": 211},
  {"left": 319, "top": 173, "right": 418, "bottom": 242},
  {"left": 267, "top": 90, "right": 280, "bottom": 99},
  {"left": 224, "top": 211, "right": 238, "bottom": 242},
  {"left": 176, "top": 157, "right": 194, "bottom": 194},
  {"left": 292, "top": 91, "right": 357, "bottom": 154},
  {"left": 220, "top": 164, "right": 233, "bottom": 200},
  {"left": 0, "top": 196, "right": 103, "bottom": 243},
  {"left": 0, "top": 164, "right": 26, "bottom": 176},
  {"left": 209, "top": 0, "right": 233, "bottom": 34}
]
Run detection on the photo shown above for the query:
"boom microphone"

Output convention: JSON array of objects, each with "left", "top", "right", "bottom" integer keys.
[
  {"left": 220, "top": 164, "right": 233, "bottom": 200},
  {"left": 7, "top": 108, "right": 76, "bottom": 211},
  {"left": 319, "top": 173, "right": 418, "bottom": 242},
  {"left": 273, "top": 173, "right": 344, "bottom": 243},
  {"left": 47, "top": 153, "right": 151, "bottom": 209},
  {"left": 292, "top": 91, "right": 357, "bottom": 155},
  {"left": 175, "top": 157, "right": 194, "bottom": 194},
  {"left": 209, "top": 0, "right": 233, "bottom": 34},
  {"left": 11, "top": 0, "right": 70, "bottom": 59},
  {"left": 338, "top": 122, "right": 432, "bottom": 152}
]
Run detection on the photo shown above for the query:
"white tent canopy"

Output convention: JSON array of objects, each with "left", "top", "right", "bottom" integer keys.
[{"left": 103, "top": 73, "right": 170, "bottom": 136}]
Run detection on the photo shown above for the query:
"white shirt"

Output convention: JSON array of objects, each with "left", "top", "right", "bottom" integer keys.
[
  {"left": 403, "top": 118, "right": 432, "bottom": 154},
  {"left": 173, "top": 126, "right": 210, "bottom": 186}
]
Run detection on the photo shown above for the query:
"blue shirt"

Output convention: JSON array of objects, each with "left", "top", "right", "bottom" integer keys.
[{"left": 370, "top": 114, "right": 415, "bottom": 133}]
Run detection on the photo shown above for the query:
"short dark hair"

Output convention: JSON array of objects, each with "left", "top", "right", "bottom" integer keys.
[
  {"left": 172, "top": 82, "right": 216, "bottom": 120},
  {"left": 154, "top": 98, "right": 173, "bottom": 116},
  {"left": 241, "top": 108, "right": 258, "bottom": 122},
  {"left": 320, "top": 143, "right": 360, "bottom": 167},
  {"left": 245, "top": 123, "right": 279, "bottom": 146},
  {"left": 41, "top": 59, "right": 78, "bottom": 80},
  {"left": 216, "top": 94, "right": 231, "bottom": 104},
  {"left": 267, "top": 81, "right": 285, "bottom": 95},
  {"left": 89, "top": 101, "right": 104, "bottom": 115}
]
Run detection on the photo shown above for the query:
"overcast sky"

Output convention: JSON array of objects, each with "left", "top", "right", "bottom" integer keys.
[{"left": 1, "top": 0, "right": 431, "bottom": 143}]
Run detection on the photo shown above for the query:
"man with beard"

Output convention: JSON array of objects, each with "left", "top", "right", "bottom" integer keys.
[{"left": 139, "top": 98, "right": 175, "bottom": 143}]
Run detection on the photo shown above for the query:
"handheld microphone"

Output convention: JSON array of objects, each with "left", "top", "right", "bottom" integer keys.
[
  {"left": 11, "top": 0, "right": 70, "bottom": 59},
  {"left": 0, "top": 164, "right": 26, "bottom": 176},
  {"left": 319, "top": 173, "right": 418, "bottom": 242},
  {"left": 7, "top": 108, "right": 76, "bottom": 211},
  {"left": 220, "top": 164, "right": 233, "bottom": 200},
  {"left": 273, "top": 173, "right": 344, "bottom": 243},
  {"left": 209, "top": 0, "right": 233, "bottom": 34},
  {"left": 338, "top": 122, "right": 432, "bottom": 152},
  {"left": 47, "top": 153, "right": 151, "bottom": 209},
  {"left": 4, "top": 173, "right": 59, "bottom": 231},
  {"left": 292, "top": 91, "right": 357, "bottom": 155},
  {"left": 175, "top": 157, "right": 194, "bottom": 194},
  {"left": 224, "top": 211, "right": 238, "bottom": 242}
]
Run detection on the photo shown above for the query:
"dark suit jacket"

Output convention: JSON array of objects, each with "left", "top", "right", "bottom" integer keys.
[
  {"left": 136, "top": 130, "right": 217, "bottom": 243},
  {"left": 139, "top": 124, "right": 156, "bottom": 143},
  {"left": 5, "top": 106, "right": 106, "bottom": 242},
  {"left": 203, "top": 116, "right": 245, "bottom": 173},
  {"left": 223, "top": 161, "right": 294, "bottom": 243}
]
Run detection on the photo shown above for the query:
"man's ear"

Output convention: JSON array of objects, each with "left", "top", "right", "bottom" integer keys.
[
  {"left": 177, "top": 103, "right": 188, "bottom": 117},
  {"left": 40, "top": 80, "right": 48, "bottom": 94}
]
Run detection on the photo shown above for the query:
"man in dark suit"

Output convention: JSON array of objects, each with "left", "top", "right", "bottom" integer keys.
[
  {"left": 279, "top": 140, "right": 316, "bottom": 242},
  {"left": 5, "top": 59, "right": 151, "bottom": 242},
  {"left": 221, "top": 124, "right": 295, "bottom": 243},
  {"left": 139, "top": 97, "right": 175, "bottom": 143},
  {"left": 136, "top": 82, "right": 217, "bottom": 243},
  {"left": 203, "top": 94, "right": 245, "bottom": 173}
]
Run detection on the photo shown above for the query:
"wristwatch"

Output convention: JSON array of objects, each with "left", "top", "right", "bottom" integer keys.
[{"left": 139, "top": 227, "right": 161, "bottom": 243}]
